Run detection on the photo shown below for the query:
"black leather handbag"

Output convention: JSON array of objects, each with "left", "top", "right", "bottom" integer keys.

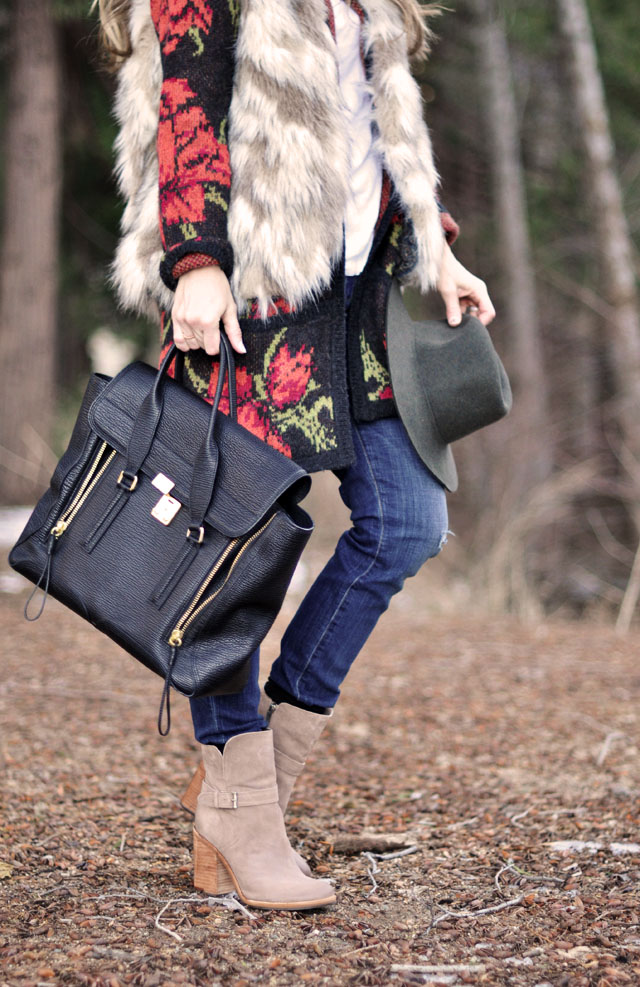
[{"left": 9, "top": 335, "right": 313, "bottom": 733}]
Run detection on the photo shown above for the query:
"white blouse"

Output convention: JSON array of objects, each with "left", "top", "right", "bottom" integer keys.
[{"left": 330, "top": 0, "right": 383, "bottom": 277}]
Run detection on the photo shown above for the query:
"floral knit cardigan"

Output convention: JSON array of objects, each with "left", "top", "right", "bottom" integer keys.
[{"left": 152, "top": 0, "right": 458, "bottom": 473}]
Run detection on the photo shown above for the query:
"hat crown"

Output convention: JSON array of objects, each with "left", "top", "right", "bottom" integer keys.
[
  {"left": 386, "top": 282, "right": 512, "bottom": 492},
  {"left": 413, "top": 317, "right": 512, "bottom": 443}
]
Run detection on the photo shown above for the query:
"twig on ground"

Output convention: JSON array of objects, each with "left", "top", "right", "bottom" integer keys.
[
  {"left": 494, "top": 863, "right": 512, "bottom": 894},
  {"left": 510, "top": 803, "right": 587, "bottom": 824},
  {"left": 596, "top": 731, "right": 625, "bottom": 766},
  {"left": 89, "top": 890, "right": 162, "bottom": 903},
  {"left": 71, "top": 794, "right": 129, "bottom": 804},
  {"left": 152, "top": 895, "right": 254, "bottom": 942},
  {"left": 154, "top": 894, "right": 256, "bottom": 941},
  {"left": 154, "top": 900, "right": 184, "bottom": 943},
  {"left": 360, "top": 844, "right": 419, "bottom": 896},
  {"left": 332, "top": 832, "right": 411, "bottom": 854},
  {"left": 88, "top": 888, "right": 254, "bottom": 932},
  {"left": 341, "top": 943, "right": 380, "bottom": 958},
  {"left": 571, "top": 712, "right": 626, "bottom": 737},
  {"left": 368, "top": 845, "right": 419, "bottom": 862},
  {"left": 508, "top": 806, "right": 534, "bottom": 826},
  {"left": 446, "top": 816, "right": 478, "bottom": 830},
  {"left": 429, "top": 893, "right": 525, "bottom": 928},
  {"left": 495, "top": 860, "right": 565, "bottom": 892},
  {"left": 538, "top": 807, "right": 586, "bottom": 817},
  {"left": 392, "top": 963, "right": 486, "bottom": 977},
  {"left": 363, "top": 852, "right": 379, "bottom": 896}
]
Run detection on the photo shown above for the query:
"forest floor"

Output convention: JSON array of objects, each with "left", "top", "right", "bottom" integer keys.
[{"left": 1, "top": 500, "right": 640, "bottom": 987}]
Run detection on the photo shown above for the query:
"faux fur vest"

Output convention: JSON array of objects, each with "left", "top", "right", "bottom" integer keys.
[{"left": 113, "top": 0, "right": 444, "bottom": 317}]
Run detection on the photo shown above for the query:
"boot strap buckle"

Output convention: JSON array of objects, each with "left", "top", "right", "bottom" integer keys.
[{"left": 202, "top": 785, "right": 278, "bottom": 809}]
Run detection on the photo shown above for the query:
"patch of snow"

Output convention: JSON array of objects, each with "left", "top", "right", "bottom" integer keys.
[
  {"left": 0, "top": 507, "right": 32, "bottom": 548},
  {"left": 0, "top": 571, "right": 28, "bottom": 594},
  {"left": 547, "top": 840, "right": 603, "bottom": 853}
]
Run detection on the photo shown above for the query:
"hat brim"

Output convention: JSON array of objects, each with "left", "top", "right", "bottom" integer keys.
[{"left": 386, "top": 282, "right": 459, "bottom": 493}]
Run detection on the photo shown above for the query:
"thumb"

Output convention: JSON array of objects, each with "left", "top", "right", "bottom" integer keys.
[{"left": 221, "top": 304, "right": 246, "bottom": 354}]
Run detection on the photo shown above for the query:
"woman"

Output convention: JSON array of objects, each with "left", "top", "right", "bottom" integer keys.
[{"left": 97, "top": 0, "right": 494, "bottom": 910}]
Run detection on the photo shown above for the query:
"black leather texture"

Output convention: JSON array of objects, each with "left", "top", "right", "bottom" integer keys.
[{"left": 9, "top": 340, "right": 313, "bottom": 732}]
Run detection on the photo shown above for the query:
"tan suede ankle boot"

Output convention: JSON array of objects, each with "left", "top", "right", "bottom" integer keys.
[
  {"left": 193, "top": 732, "right": 335, "bottom": 910},
  {"left": 181, "top": 692, "right": 331, "bottom": 877},
  {"left": 183, "top": 754, "right": 311, "bottom": 877},
  {"left": 181, "top": 691, "right": 331, "bottom": 815}
]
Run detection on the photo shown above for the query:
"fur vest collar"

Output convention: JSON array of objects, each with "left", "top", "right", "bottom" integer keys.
[{"left": 113, "top": 0, "right": 444, "bottom": 317}]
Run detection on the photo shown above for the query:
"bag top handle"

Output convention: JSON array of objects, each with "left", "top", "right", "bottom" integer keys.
[{"left": 119, "top": 332, "right": 239, "bottom": 530}]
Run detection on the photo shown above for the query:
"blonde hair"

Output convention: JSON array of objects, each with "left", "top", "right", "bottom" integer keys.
[
  {"left": 92, "top": 0, "right": 441, "bottom": 69},
  {"left": 389, "top": 0, "right": 443, "bottom": 59},
  {"left": 91, "top": 0, "right": 131, "bottom": 70}
]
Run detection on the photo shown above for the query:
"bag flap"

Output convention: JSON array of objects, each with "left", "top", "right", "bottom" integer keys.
[{"left": 87, "top": 361, "right": 310, "bottom": 537}]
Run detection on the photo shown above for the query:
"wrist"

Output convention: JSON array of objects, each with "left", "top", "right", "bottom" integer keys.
[
  {"left": 180, "top": 264, "right": 228, "bottom": 287},
  {"left": 172, "top": 253, "right": 220, "bottom": 280}
]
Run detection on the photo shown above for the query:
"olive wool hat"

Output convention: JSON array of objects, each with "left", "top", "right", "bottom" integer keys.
[{"left": 386, "top": 280, "right": 512, "bottom": 493}]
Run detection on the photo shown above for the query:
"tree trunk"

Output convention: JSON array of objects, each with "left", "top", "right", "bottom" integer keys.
[
  {"left": 556, "top": 0, "right": 640, "bottom": 469},
  {"left": 0, "top": 0, "right": 62, "bottom": 504},
  {"left": 468, "top": 0, "right": 552, "bottom": 492}
]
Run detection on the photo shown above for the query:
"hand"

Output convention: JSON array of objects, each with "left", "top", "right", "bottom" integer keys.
[
  {"left": 437, "top": 242, "right": 496, "bottom": 327},
  {"left": 172, "top": 265, "right": 246, "bottom": 356}
]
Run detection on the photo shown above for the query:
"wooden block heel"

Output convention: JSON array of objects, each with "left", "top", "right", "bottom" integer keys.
[
  {"left": 193, "top": 828, "right": 235, "bottom": 895},
  {"left": 180, "top": 761, "right": 205, "bottom": 815}
]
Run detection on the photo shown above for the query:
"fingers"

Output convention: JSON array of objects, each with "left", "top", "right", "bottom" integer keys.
[
  {"left": 171, "top": 266, "right": 245, "bottom": 356},
  {"left": 438, "top": 247, "right": 497, "bottom": 328},
  {"left": 463, "top": 281, "right": 496, "bottom": 327},
  {"left": 172, "top": 315, "right": 200, "bottom": 352}
]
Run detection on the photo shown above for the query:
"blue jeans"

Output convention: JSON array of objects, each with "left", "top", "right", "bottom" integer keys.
[{"left": 190, "top": 415, "right": 448, "bottom": 744}]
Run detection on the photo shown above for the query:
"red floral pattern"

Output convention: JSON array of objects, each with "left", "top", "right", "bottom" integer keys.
[
  {"left": 157, "top": 79, "right": 231, "bottom": 230},
  {"left": 205, "top": 360, "right": 293, "bottom": 456},
  {"left": 266, "top": 345, "right": 313, "bottom": 409},
  {"left": 199, "top": 337, "right": 321, "bottom": 456},
  {"left": 150, "top": 0, "right": 213, "bottom": 56}
]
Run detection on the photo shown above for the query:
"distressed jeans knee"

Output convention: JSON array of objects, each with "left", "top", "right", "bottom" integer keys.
[{"left": 270, "top": 417, "right": 449, "bottom": 707}]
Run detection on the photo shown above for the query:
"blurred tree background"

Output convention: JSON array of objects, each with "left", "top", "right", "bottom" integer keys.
[{"left": 0, "top": 0, "right": 639, "bottom": 625}]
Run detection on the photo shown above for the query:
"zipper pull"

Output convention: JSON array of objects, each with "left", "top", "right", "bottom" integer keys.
[
  {"left": 158, "top": 645, "right": 180, "bottom": 736},
  {"left": 168, "top": 628, "right": 183, "bottom": 647},
  {"left": 51, "top": 519, "right": 68, "bottom": 539},
  {"left": 24, "top": 532, "right": 56, "bottom": 622}
]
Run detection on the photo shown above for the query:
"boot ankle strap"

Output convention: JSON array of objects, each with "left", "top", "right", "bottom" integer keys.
[{"left": 200, "top": 784, "right": 279, "bottom": 809}]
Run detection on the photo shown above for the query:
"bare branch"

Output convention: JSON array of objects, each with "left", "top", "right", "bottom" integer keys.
[
  {"left": 154, "top": 900, "right": 183, "bottom": 943},
  {"left": 596, "top": 730, "right": 625, "bottom": 766},
  {"left": 391, "top": 963, "right": 487, "bottom": 975},
  {"left": 430, "top": 894, "right": 525, "bottom": 928},
  {"left": 616, "top": 538, "right": 640, "bottom": 635},
  {"left": 368, "top": 845, "right": 419, "bottom": 862}
]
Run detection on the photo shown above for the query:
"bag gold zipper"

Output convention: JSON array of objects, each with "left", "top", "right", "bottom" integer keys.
[
  {"left": 168, "top": 513, "right": 276, "bottom": 647},
  {"left": 50, "top": 441, "right": 116, "bottom": 539}
]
